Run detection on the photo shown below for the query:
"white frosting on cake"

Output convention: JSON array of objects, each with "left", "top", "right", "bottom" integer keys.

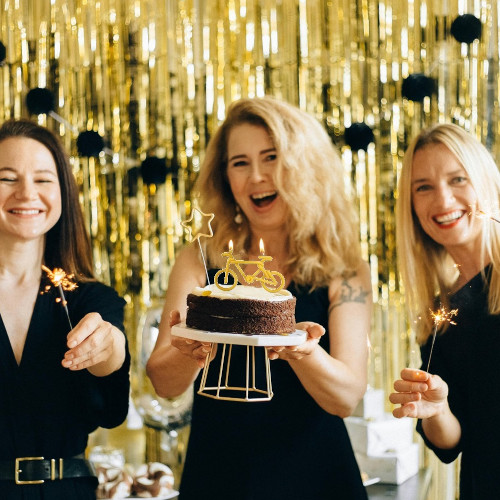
[{"left": 191, "top": 284, "right": 292, "bottom": 301}]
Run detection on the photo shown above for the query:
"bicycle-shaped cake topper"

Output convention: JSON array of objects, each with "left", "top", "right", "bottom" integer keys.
[{"left": 215, "top": 239, "right": 285, "bottom": 292}]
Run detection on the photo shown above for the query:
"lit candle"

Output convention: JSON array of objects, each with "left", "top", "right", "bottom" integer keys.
[
  {"left": 259, "top": 238, "right": 265, "bottom": 255},
  {"left": 229, "top": 239, "right": 233, "bottom": 251}
]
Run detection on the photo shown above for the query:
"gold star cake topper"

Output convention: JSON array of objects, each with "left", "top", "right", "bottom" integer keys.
[
  {"left": 181, "top": 207, "right": 214, "bottom": 242},
  {"left": 181, "top": 207, "right": 215, "bottom": 284}
]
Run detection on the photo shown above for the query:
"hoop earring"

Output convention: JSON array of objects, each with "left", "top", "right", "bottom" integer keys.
[{"left": 234, "top": 205, "right": 243, "bottom": 224}]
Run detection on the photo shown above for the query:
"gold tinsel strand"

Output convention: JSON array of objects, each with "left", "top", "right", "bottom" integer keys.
[{"left": 1, "top": 2, "right": 496, "bottom": 495}]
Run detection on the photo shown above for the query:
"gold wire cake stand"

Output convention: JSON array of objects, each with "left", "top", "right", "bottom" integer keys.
[{"left": 171, "top": 323, "right": 306, "bottom": 402}]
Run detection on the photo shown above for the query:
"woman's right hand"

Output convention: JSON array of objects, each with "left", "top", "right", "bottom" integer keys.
[
  {"left": 169, "top": 310, "right": 216, "bottom": 368},
  {"left": 389, "top": 368, "right": 449, "bottom": 419}
]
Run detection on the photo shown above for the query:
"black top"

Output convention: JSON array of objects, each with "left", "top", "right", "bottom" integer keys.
[
  {"left": 0, "top": 280, "right": 130, "bottom": 500},
  {"left": 416, "top": 268, "right": 500, "bottom": 500},
  {"left": 179, "top": 272, "right": 368, "bottom": 500}
]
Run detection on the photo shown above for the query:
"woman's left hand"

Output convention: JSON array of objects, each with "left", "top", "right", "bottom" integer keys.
[
  {"left": 61, "top": 312, "right": 125, "bottom": 375},
  {"left": 266, "top": 321, "right": 325, "bottom": 361}
]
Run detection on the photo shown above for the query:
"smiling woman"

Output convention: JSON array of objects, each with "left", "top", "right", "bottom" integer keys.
[
  {"left": 410, "top": 142, "right": 483, "bottom": 260},
  {"left": 225, "top": 123, "right": 286, "bottom": 235},
  {"left": 0, "top": 137, "right": 62, "bottom": 242},
  {"left": 147, "top": 97, "right": 373, "bottom": 500},
  {"left": 390, "top": 123, "right": 500, "bottom": 500},
  {"left": 0, "top": 119, "right": 130, "bottom": 500}
]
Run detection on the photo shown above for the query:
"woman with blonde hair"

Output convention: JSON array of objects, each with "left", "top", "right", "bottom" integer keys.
[
  {"left": 148, "top": 97, "right": 372, "bottom": 499},
  {"left": 390, "top": 123, "right": 500, "bottom": 499}
]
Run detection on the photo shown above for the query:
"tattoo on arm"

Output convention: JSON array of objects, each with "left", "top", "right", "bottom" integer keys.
[{"left": 328, "top": 271, "right": 370, "bottom": 313}]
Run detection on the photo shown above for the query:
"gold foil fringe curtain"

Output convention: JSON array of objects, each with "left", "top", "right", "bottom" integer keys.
[{"left": 0, "top": 0, "right": 497, "bottom": 394}]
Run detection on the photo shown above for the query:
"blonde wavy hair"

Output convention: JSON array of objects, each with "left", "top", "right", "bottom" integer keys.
[
  {"left": 193, "top": 96, "right": 363, "bottom": 288},
  {"left": 396, "top": 123, "right": 500, "bottom": 343}
]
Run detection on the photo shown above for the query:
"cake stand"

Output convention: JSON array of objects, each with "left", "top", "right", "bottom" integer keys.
[{"left": 171, "top": 323, "right": 307, "bottom": 402}]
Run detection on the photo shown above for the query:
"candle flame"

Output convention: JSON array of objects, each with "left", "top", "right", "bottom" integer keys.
[
  {"left": 259, "top": 238, "right": 265, "bottom": 255},
  {"left": 229, "top": 239, "right": 233, "bottom": 251}
]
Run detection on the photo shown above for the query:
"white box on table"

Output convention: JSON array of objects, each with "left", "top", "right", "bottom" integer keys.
[
  {"left": 345, "top": 413, "right": 414, "bottom": 455},
  {"left": 352, "top": 388, "right": 385, "bottom": 420},
  {"left": 354, "top": 442, "right": 419, "bottom": 485}
]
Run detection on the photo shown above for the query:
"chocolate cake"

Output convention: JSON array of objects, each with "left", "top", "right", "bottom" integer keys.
[{"left": 186, "top": 284, "right": 296, "bottom": 334}]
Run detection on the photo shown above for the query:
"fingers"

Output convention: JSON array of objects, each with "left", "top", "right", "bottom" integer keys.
[
  {"left": 66, "top": 312, "right": 103, "bottom": 349},
  {"left": 389, "top": 389, "right": 422, "bottom": 406},
  {"left": 62, "top": 313, "right": 117, "bottom": 370},
  {"left": 296, "top": 321, "right": 326, "bottom": 340},
  {"left": 169, "top": 310, "right": 182, "bottom": 328},
  {"left": 171, "top": 336, "right": 214, "bottom": 368},
  {"left": 393, "top": 379, "right": 429, "bottom": 394},
  {"left": 392, "top": 403, "right": 419, "bottom": 419},
  {"left": 400, "top": 368, "right": 429, "bottom": 381},
  {"left": 266, "top": 342, "right": 311, "bottom": 361}
]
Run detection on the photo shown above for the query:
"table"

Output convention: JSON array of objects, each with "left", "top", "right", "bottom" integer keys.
[{"left": 366, "top": 468, "right": 432, "bottom": 500}]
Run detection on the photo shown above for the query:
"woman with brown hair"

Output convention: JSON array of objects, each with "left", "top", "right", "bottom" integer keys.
[{"left": 0, "top": 119, "right": 130, "bottom": 499}]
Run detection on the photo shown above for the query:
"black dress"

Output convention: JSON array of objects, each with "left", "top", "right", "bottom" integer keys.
[
  {"left": 0, "top": 280, "right": 130, "bottom": 500},
  {"left": 416, "top": 268, "right": 500, "bottom": 500},
  {"left": 179, "top": 273, "right": 368, "bottom": 500}
]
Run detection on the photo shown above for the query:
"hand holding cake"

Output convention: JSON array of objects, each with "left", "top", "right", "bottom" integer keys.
[
  {"left": 169, "top": 310, "right": 215, "bottom": 368},
  {"left": 146, "top": 97, "right": 372, "bottom": 499},
  {"left": 265, "top": 321, "right": 325, "bottom": 361}
]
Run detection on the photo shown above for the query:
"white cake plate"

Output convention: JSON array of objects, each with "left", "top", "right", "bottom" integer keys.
[{"left": 171, "top": 322, "right": 307, "bottom": 346}]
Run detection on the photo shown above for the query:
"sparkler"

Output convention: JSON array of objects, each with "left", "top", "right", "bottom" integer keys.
[
  {"left": 426, "top": 306, "right": 458, "bottom": 372},
  {"left": 41, "top": 265, "right": 78, "bottom": 330},
  {"left": 474, "top": 209, "right": 500, "bottom": 224}
]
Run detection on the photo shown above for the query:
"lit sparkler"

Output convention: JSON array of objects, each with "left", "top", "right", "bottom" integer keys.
[
  {"left": 426, "top": 306, "right": 458, "bottom": 372},
  {"left": 42, "top": 265, "right": 78, "bottom": 329},
  {"left": 474, "top": 209, "right": 500, "bottom": 225}
]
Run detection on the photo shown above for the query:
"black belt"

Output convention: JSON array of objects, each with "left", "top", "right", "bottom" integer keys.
[{"left": 0, "top": 455, "right": 96, "bottom": 484}]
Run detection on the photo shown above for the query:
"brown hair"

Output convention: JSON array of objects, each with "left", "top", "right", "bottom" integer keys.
[{"left": 0, "top": 119, "right": 94, "bottom": 280}]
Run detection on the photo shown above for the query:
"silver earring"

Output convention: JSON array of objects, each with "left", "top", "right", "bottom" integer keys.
[{"left": 234, "top": 205, "right": 243, "bottom": 224}]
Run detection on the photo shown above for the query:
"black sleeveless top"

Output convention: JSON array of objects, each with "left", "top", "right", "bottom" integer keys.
[{"left": 179, "top": 271, "right": 367, "bottom": 500}]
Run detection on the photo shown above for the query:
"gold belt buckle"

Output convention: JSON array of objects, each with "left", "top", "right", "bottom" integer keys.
[{"left": 15, "top": 456, "right": 45, "bottom": 485}]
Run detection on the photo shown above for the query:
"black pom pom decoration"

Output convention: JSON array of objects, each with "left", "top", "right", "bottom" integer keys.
[
  {"left": 344, "top": 123, "right": 374, "bottom": 152},
  {"left": 26, "top": 87, "right": 55, "bottom": 115},
  {"left": 76, "top": 130, "right": 105, "bottom": 157},
  {"left": 140, "top": 156, "right": 168, "bottom": 185},
  {"left": 451, "top": 14, "right": 482, "bottom": 44},
  {"left": 402, "top": 74, "right": 435, "bottom": 102},
  {"left": 0, "top": 41, "right": 6, "bottom": 64}
]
